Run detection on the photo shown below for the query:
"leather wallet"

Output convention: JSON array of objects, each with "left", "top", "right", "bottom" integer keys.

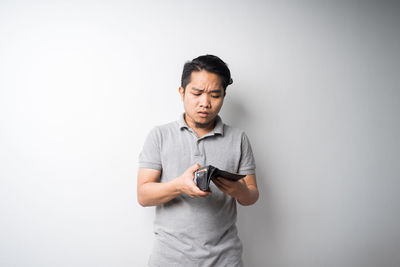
[{"left": 194, "top": 165, "right": 246, "bottom": 192}]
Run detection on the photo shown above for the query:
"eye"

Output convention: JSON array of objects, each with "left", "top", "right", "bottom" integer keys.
[
  {"left": 212, "top": 95, "right": 221, "bottom": 98},
  {"left": 192, "top": 93, "right": 201, "bottom": 96}
]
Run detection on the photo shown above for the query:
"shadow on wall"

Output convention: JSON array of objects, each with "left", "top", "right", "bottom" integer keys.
[{"left": 223, "top": 98, "right": 282, "bottom": 266}]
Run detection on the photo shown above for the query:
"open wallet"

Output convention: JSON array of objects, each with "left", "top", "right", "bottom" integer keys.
[{"left": 194, "top": 165, "right": 246, "bottom": 192}]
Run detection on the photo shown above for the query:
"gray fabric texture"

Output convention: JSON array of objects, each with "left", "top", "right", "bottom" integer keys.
[{"left": 138, "top": 113, "right": 256, "bottom": 267}]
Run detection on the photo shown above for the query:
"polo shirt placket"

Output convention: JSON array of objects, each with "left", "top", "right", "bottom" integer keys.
[{"left": 180, "top": 115, "right": 224, "bottom": 168}]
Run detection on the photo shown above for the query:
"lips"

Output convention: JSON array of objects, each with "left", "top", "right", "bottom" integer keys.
[{"left": 198, "top": 111, "right": 209, "bottom": 118}]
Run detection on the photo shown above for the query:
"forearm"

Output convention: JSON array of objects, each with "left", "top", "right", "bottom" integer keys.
[
  {"left": 236, "top": 183, "right": 259, "bottom": 206},
  {"left": 137, "top": 164, "right": 210, "bottom": 207},
  {"left": 138, "top": 179, "right": 181, "bottom": 207}
]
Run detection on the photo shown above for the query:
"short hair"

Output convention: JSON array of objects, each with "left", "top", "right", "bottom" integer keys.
[{"left": 181, "top": 54, "right": 233, "bottom": 92}]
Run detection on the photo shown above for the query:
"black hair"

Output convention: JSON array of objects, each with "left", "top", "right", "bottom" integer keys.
[{"left": 181, "top": 54, "right": 233, "bottom": 92}]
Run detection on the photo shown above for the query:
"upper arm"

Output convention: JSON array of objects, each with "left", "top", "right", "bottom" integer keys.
[
  {"left": 138, "top": 127, "right": 162, "bottom": 170},
  {"left": 238, "top": 132, "right": 256, "bottom": 175}
]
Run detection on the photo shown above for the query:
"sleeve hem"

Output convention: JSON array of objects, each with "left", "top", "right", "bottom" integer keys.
[
  {"left": 138, "top": 162, "right": 162, "bottom": 170},
  {"left": 238, "top": 166, "right": 256, "bottom": 175}
]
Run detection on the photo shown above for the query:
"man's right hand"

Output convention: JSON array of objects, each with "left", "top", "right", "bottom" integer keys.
[
  {"left": 137, "top": 164, "right": 210, "bottom": 207},
  {"left": 175, "top": 163, "right": 211, "bottom": 198}
]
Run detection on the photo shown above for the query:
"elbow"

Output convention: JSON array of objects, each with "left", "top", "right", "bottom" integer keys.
[
  {"left": 238, "top": 190, "right": 259, "bottom": 206},
  {"left": 253, "top": 190, "right": 259, "bottom": 204},
  {"left": 238, "top": 198, "right": 258, "bottom": 206},
  {"left": 137, "top": 191, "right": 151, "bottom": 207},
  {"left": 137, "top": 197, "right": 147, "bottom": 207},
  {"left": 137, "top": 182, "right": 150, "bottom": 207},
  {"left": 138, "top": 197, "right": 151, "bottom": 207}
]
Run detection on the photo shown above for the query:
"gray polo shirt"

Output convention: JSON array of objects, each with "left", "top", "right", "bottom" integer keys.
[{"left": 139, "top": 113, "right": 256, "bottom": 267}]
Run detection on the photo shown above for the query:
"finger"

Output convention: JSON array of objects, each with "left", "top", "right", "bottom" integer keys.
[
  {"left": 212, "top": 178, "right": 227, "bottom": 191},
  {"left": 213, "top": 182, "right": 224, "bottom": 191},
  {"left": 199, "top": 191, "right": 211, "bottom": 197},
  {"left": 215, "top": 177, "right": 235, "bottom": 186},
  {"left": 212, "top": 177, "right": 221, "bottom": 186},
  {"left": 214, "top": 183, "right": 228, "bottom": 195},
  {"left": 192, "top": 191, "right": 210, "bottom": 198},
  {"left": 191, "top": 183, "right": 210, "bottom": 195},
  {"left": 213, "top": 177, "right": 228, "bottom": 186},
  {"left": 191, "top": 163, "right": 201, "bottom": 171}
]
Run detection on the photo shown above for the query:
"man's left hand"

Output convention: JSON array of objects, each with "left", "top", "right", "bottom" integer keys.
[{"left": 211, "top": 177, "right": 247, "bottom": 199}]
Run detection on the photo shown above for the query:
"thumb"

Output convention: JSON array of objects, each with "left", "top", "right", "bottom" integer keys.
[{"left": 191, "top": 163, "right": 201, "bottom": 171}]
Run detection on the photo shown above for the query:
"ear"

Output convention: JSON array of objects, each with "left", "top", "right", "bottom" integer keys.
[{"left": 178, "top": 86, "right": 185, "bottom": 100}]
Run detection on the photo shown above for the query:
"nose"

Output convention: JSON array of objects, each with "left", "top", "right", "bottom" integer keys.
[{"left": 199, "top": 94, "right": 211, "bottom": 108}]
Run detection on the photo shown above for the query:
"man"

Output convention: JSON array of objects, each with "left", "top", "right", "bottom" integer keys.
[{"left": 137, "top": 54, "right": 258, "bottom": 266}]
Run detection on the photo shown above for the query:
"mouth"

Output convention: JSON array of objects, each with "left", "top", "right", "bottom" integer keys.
[{"left": 198, "top": 111, "right": 209, "bottom": 118}]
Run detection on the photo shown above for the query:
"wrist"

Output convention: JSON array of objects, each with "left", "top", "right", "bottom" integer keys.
[
  {"left": 233, "top": 180, "right": 249, "bottom": 199},
  {"left": 171, "top": 176, "right": 183, "bottom": 195}
]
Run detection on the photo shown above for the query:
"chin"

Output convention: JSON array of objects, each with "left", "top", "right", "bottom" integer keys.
[
  {"left": 196, "top": 115, "right": 211, "bottom": 122},
  {"left": 195, "top": 117, "right": 215, "bottom": 127}
]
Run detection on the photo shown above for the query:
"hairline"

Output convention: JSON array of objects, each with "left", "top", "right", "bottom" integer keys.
[{"left": 182, "top": 70, "right": 225, "bottom": 92}]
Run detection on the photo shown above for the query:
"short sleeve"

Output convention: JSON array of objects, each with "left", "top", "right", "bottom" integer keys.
[
  {"left": 237, "top": 132, "right": 256, "bottom": 175},
  {"left": 138, "top": 127, "right": 162, "bottom": 170}
]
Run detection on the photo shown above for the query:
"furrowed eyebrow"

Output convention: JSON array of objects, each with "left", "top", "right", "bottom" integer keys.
[{"left": 192, "top": 88, "right": 222, "bottom": 93}]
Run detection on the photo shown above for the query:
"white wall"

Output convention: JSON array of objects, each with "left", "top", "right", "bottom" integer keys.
[{"left": 1, "top": 1, "right": 399, "bottom": 266}]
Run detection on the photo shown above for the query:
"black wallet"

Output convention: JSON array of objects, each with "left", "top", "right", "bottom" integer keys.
[{"left": 194, "top": 165, "right": 246, "bottom": 192}]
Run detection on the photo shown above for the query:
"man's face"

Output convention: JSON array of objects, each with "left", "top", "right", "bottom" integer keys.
[{"left": 179, "top": 70, "right": 226, "bottom": 129}]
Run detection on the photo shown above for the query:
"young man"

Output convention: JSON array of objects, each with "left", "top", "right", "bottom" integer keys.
[{"left": 137, "top": 55, "right": 258, "bottom": 266}]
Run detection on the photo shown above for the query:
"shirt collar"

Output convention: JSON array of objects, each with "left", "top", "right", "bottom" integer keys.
[{"left": 178, "top": 113, "right": 224, "bottom": 136}]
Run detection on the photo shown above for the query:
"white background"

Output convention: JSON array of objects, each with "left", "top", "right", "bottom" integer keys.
[{"left": 1, "top": 1, "right": 399, "bottom": 266}]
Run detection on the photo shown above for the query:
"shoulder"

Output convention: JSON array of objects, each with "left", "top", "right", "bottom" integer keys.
[
  {"left": 222, "top": 123, "right": 254, "bottom": 150},
  {"left": 223, "top": 123, "right": 249, "bottom": 139},
  {"left": 145, "top": 120, "right": 180, "bottom": 142},
  {"left": 153, "top": 120, "right": 180, "bottom": 135}
]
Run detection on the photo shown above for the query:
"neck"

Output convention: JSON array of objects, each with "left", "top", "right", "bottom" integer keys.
[{"left": 184, "top": 114, "right": 216, "bottom": 138}]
